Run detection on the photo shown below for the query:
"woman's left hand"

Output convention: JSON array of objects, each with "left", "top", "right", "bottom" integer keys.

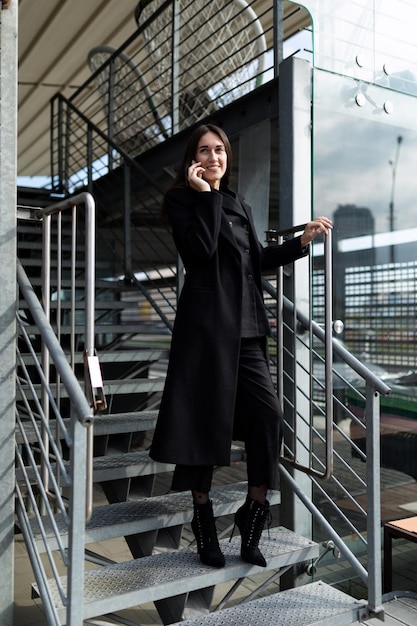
[{"left": 300, "top": 216, "right": 333, "bottom": 248}]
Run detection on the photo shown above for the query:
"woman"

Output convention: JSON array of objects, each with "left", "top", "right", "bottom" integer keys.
[{"left": 150, "top": 123, "right": 332, "bottom": 568}]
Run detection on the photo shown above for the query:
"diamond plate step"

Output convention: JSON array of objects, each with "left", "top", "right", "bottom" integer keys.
[
  {"left": 16, "top": 410, "right": 158, "bottom": 444},
  {"left": 33, "top": 526, "right": 319, "bottom": 623},
  {"left": 16, "top": 444, "right": 246, "bottom": 487},
  {"left": 26, "top": 482, "right": 281, "bottom": 552},
  {"left": 170, "top": 581, "right": 366, "bottom": 626}
]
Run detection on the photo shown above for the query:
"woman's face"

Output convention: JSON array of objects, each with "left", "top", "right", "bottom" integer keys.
[{"left": 194, "top": 131, "right": 227, "bottom": 190}]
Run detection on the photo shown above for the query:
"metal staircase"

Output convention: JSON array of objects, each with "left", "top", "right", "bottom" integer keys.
[
  {"left": 13, "top": 4, "right": 391, "bottom": 622},
  {"left": 15, "top": 184, "right": 388, "bottom": 626}
]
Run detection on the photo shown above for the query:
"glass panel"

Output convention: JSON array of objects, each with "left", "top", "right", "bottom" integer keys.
[
  {"left": 293, "top": 0, "right": 417, "bottom": 96},
  {"left": 301, "top": 0, "right": 417, "bottom": 594},
  {"left": 312, "top": 78, "right": 417, "bottom": 586}
]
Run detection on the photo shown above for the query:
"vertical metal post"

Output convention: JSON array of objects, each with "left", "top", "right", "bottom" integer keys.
[
  {"left": 171, "top": 0, "right": 180, "bottom": 133},
  {"left": 87, "top": 125, "right": 93, "bottom": 192},
  {"left": 84, "top": 193, "right": 96, "bottom": 358},
  {"left": 123, "top": 161, "right": 132, "bottom": 277},
  {"left": 172, "top": 0, "right": 181, "bottom": 288},
  {"left": 365, "top": 383, "right": 383, "bottom": 615},
  {"left": 56, "top": 96, "right": 64, "bottom": 192},
  {"left": 276, "top": 237, "right": 284, "bottom": 411},
  {"left": 323, "top": 229, "right": 334, "bottom": 475},
  {"left": 66, "top": 416, "right": 88, "bottom": 626},
  {"left": 0, "top": 2, "right": 17, "bottom": 623},
  {"left": 41, "top": 215, "right": 51, "bottom": 495},
  {"left": 274, "top": 0, "right": 284, "bottom": 77},
  {"left": 70, "top": 206, "right": 77, "bottom": 368},
  {"left": 108, "top": 56, "right": 115, "bottom": 170},
  {"left": 64, "top": 102, "right": 72, "bottom": 193}
]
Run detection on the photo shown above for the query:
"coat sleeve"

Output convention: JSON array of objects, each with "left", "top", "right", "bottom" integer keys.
[
  {"left": 237, "top": 195, "right": 309, "bottom": 271},
  {"left": 260, "top": 235, "right": 309, "bottom": 271},
  {"left": 165, "top": 187, "right": 223, "bottom": 260}
]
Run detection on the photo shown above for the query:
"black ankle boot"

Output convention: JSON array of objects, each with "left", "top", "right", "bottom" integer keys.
[
  {"left": 232, "top": 496, "right": 271, "bottom": 567},
  {"left": 191, "top": 500, "right": 225, "bottom": 568}
]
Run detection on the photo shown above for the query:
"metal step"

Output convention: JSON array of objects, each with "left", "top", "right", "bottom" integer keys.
[
  {"left": 17, "top": 376, "right": 166, "bottom": 399},
  {"left": 18, "top": 257, "right": 110, "bottom": 269},
  {"left": 25, "top": 276, "right": 148, "bottom": 290},
  {"left": 170, "top": 581, "right": 366, "bottom": 626},
  {"left": 26, "top": 482, "right": 281, "bottom": 552},
  {"left": 32, "top": 527, "right": 319, "bottom": 624},
  {"left": 16, "top": 444, "right": 246, "bottom": 486},
  {"left": 17, "top": 348, "right": 168, "bottom": 365},
  {"left": 18, "top": 240, "right": 85, "bottom": 252},
  {"left": 16, "top": 410, "right": 158, "bottom": 444},
  {"left": 18, "top": 299, "right": 140, "bottom": 310},
  {"left": 21, "top": 322, "right": 165, "bottom": 335}
]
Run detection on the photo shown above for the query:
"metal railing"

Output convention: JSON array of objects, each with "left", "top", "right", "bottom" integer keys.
[
  {"left": 15, "top": 192, "right": 102, "bottom": 625},
  {"left": 49, "top": 0, "right": 313, "bottom": 193},
  {"left": 48, "top": 2, "right": 312, "bottom": 337},
  {"left": 264, "top": 224, "right": 390, "bottom": 616},
  {"left": 50, "top": 94, "right": 178, "bottom": 336},
  {"left": 16, "top": 262, "right": 94, "bottom": 626}
]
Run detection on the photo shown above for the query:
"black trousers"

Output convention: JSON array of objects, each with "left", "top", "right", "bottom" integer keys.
[{"left": 172, "top": 337, "right": 283, "bottom": 493}]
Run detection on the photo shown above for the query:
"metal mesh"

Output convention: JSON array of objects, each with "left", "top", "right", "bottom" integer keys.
[
  {"left": 88, "top": 45, "right": 169, "bottom": 155},
  {"left": 137, "top": 0, "right": 267, "bottom": 128}
]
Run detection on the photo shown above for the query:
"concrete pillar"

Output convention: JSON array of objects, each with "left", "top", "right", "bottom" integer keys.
[{"left": 0, "top": 1, "right": 18, "bottom": 623}]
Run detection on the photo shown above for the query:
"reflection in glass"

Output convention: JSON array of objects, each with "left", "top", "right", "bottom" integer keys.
[{"left": 300, "top": 0, "right": 417, "bottom": 594}]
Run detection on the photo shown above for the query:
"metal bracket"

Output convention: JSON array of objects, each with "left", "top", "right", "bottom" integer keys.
[
  {"left": 16, "top": 205, "right": 43, "bottom": 221},
  {"left": 84, "top": 350, "right": 107, "bottom": 414},
  {"left": 358, "top": 604, "right": 385, "bottom": 622},
  {"left": 304, "top": 540, "right": 341, "bottom": 576}
]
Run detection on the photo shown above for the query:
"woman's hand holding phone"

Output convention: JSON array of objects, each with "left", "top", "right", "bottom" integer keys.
[{"left": 188, "top": 160, "right": 211, "bottom": 192}]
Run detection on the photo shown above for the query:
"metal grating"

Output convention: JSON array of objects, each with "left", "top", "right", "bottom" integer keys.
[
  {"left": 171, "top": 581, "right": 366, "bottom": 626},
  {"left": 33, "top": 527, "right": 319, "bottom": 621},
  {"left": 26, "top": 482, "right": 281, "bottom": 551}
]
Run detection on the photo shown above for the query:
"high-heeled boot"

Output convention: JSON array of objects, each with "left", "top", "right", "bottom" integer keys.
[
  {"left": 232, "top": 496, "right": 271, "bottom": 567},
  {"left": 191, "top": 500, "right": 225, "bottom": 568}
]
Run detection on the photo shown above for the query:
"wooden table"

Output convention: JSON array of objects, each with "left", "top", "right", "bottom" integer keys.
[{"left": 383, "top": 516, "right": 417, "bottom": 593}]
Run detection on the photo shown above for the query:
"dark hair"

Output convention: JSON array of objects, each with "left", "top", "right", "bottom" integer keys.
[{"left": 173, "top": 123, "right": 232, "bottom": 190}]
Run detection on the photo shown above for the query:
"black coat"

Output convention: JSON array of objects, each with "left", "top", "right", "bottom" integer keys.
[{"left": 149, "top": 186, "right": 307, "bottom": 466}]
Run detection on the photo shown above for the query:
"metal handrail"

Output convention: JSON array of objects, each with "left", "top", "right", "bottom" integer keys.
[
  {"left": 17, "top": 260, "right": 94, "bottom": 427},
  {"left": 263, "top": 226, "right": 390, "bottom": 480},
  {"left": 16, "top": 192, "right": 101, "bottom": 624},
  {"left": 17, "top": 260, "right": 94, "bottom": 624},
  {"left": 270, "top": 290, "right": 391, "bottom": 397},
  {"left": 41, "top": 192, "right": 96, "bottom": 358},
  {"left": 263, "top": 222, "right": 390, "bottom": 615},
  {"left": 41, "top": 192, "right": 101, "bottom": 522},
  {"left": 267, "top": 226, "right": 334, "bottom": 479},
  {"left": 18, "top": 192, "right": 102, "bottom": 517}
]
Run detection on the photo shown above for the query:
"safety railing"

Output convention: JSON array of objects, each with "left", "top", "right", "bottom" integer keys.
[
  {"left": 49, "top": 1, "right": 311, "bottom": 333},
  {"left": 50, "top": 1, "right": 313, "bottom": 193},
  {"left": 76, "top": 0, "right": 270, "bottom": 163},
  {"left": 50, "top": 94, "right": 178, "bottom": 335},
  {"left": 16, "top": 261, "right": 94, "bottom": 626},
  {"left": 15, "top": 192, "right": 102, "bottom": 626},
  {"left": 264, "top": 224, "right": 391, "bottom": 615}
]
